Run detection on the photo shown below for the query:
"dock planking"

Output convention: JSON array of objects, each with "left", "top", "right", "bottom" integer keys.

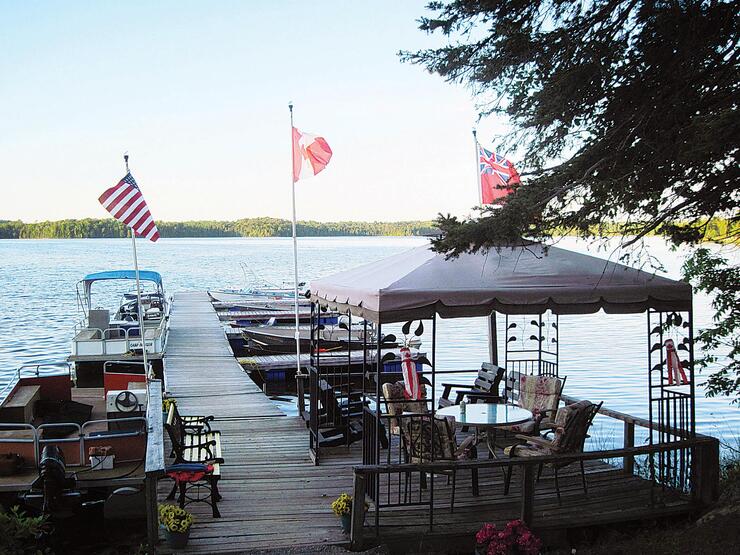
[{"left": 159, "top": 292, "right": 694, "bottom": 554}]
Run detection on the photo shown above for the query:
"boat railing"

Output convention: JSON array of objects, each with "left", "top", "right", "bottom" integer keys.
[
  {"left": 0, "top": 362, "right": 72, "bottom": 406},
  {"left": 73, "top": 318, "right": 168, "bottom": 355},
  {"left": 37, "top": 423, "right": 83, "bottom": 464},
  {"left": 0, "top": 417, "right": 147, "bottom": 467},
  {"left": 0, "top": 423, "right": 38, "bottom": 465}
]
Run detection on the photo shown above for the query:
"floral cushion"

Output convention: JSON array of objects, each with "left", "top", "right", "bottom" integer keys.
[
  {"left": 518, "top": 374, "right": 561, "bottom": 417},
  {"left": 382, "top": 381, "right": 428, "bottom": 434},
  {"left": 402, "top": 417, "right": 452, "bottom": 462}
]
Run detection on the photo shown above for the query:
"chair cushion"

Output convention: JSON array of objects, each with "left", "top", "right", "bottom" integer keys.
[
  {"left": 517, "top": 374, "right": 561, "bottom": 418},
  {"left": 504, "top": 441, "right": 552, "bottom": 457},
  {"left": 382, "top": 381, "right": 428, "bottom": 434},
  {"left": 498, "top": 419, "right": 536, "bottom": 434}
]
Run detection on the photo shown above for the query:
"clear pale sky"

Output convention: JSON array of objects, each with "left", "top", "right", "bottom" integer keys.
[{"left": 0, "top": 1, "right": 508, "bottom": 223}]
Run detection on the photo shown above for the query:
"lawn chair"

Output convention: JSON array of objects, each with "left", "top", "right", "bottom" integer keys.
[
  {"left": 438, "top": 363, "right": 506, "bottom": 408},
  {"left": 495, "top": 372, "right": 567, "bottom": 435},
  {"left": 400, "top": 414, "right": 478, "bottom": 512},
  {"left": 503, "top": 399, "right": 603, "bottom": 502},
  {"left": 381, "top": 380, "right": 429, "bottom": 435}
]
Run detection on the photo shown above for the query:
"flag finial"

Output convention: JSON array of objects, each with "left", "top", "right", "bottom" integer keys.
[
  {"left": 123, "top": 152, "right": 129, "bottom": 172},
  {"left": 288, "top": 101, "right": 293, "bottom": 114}
]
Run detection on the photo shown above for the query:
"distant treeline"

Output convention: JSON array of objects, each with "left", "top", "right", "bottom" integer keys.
[
  {"left": 0, "top": 217, "right": 734, "bottom": 241},
  {"left": 0, "top": 218, "right": 439, "bottom": 239}
]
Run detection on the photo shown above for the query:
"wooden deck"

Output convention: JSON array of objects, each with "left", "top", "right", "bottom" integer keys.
[{"left": 159, "top": 292, "right": 696, "bottom": 554}]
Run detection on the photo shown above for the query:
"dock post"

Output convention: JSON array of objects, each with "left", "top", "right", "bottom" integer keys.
[
  {"left": 350, "top": 472, "right": 367, "bottom": 551},
  {"left": 623, "top": 421, "right": 635, "bottom": 475},
  {"left": 520, "top": 463, "right": 535, "bottom": 525},
  {"left": 145, "top": 472, "right": 159, "bottom": 546},
  {"left": 693, "top": 437, "right": 720, "bottom": 506}
]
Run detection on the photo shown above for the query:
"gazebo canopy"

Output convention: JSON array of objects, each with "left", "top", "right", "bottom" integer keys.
[{"left": 309, "top": 243, "right": 692, "bottom": 323}]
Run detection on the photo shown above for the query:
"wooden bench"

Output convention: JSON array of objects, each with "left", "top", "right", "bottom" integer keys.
[
  {"left": 0, "top": 386, "right": 41, "bottom": 423},
  {"left": 164, "top": 404, "right": 223, "bottom": 517}
]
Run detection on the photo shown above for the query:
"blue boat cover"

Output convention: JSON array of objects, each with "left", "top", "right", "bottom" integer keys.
[{"left": 83, "top": 270, "right": 163, "bottom": 286}]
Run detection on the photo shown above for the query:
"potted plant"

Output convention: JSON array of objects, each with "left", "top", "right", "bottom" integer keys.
[
  {"left": 331, "top": 492, "right": 367, "bottom": 534},
  {"left": 475, "top": 520, "right": 542, "bottom": 555},
  {"left": 159, "top": 503, "right": 193, "bottom": 548}
]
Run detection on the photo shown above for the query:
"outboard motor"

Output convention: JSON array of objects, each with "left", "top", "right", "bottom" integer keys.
[{"left": 22, "top": 445, "right": 80, "bottom": 516}]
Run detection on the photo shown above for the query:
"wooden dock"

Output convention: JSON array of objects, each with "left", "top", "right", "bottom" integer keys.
[
  {"left": 160, "top": 292, "right": 353, "bottom": 552},
  {"left": 159, "top": 292, "right": 698, "bottom": 554}
]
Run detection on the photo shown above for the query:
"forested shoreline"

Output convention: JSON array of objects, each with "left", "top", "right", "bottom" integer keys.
[
  {"left": 0, "top": 217, "right": 733, "bottom": 241},
  {"left": 0, "top": 218, "right": 438, "bottom": 239}
]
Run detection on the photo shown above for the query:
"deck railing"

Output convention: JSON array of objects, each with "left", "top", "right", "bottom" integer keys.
[{"left": 350, "top": 398, "right": 719, "bottom": 549}]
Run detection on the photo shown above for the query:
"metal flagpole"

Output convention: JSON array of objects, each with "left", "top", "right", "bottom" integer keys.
[
  {"left": 473, "top": 128, "right": 482, "bottom": 206},
  {"left": 288, "top": 102, "right": 302, "bottom": 378},
  {"left": 125, "top": 153, "right": 150, "bottom": 380},
  {"left": 473, "top": 130, "right": 499, "bottom": 365}
]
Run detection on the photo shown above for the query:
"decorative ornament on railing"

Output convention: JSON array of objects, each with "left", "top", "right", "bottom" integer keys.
[{"left": 380, "top": 320, "right": 431, "bottom": 401}]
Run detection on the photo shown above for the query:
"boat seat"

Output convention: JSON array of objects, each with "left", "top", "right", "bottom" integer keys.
[{"left": 0, "top": 386, "right": 41, "bottom": 423}]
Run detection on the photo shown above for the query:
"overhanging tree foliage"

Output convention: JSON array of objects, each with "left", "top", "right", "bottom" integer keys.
[{"left": 402, "top": 0, "right": 739, "bottom": 399}]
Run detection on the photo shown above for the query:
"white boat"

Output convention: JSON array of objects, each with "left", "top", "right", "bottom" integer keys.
[{"left": 69, "top": 270, "right": 169, "bottom": 387}]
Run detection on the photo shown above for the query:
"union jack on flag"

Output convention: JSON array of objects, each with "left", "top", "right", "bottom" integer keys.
[
  {"left": 478, "top": 145, "right": 520, "bottom": 204},
  {"left": 99, "top": 172, "right": 160, "bottom": 242}
]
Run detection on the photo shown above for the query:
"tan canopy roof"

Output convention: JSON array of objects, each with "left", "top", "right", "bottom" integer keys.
[{"left": 309, "top": 243, "right": 692, "bottom": 323}]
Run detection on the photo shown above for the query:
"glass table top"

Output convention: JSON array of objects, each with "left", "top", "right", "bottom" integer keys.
[{"left": 435, "top": 403, "right": 533, "bottom": 427}]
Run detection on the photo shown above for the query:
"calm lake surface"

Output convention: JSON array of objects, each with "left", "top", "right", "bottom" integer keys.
[{"left": 0, "top": 236, "right": 737, "bottom": 450}]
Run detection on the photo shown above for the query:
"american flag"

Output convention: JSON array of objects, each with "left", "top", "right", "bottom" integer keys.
[
  {"left": 99, "top": 172, "right": 160, "bottom": 242},
  {"left": 478, "top": 145, "right": 520, "bottom": 204}
]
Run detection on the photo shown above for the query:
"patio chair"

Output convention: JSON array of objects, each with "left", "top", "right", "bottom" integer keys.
[
  {"left": 438, "top": 363, "right": 506, "bottom": 409},
  {"left": 489, "top": 372, "right": 567, "bottom": 438},
  {"left": 381, "top": 381, "right": 429, "bottom": 435},
  {"left": 400, "top": 414, "right": 478, "bottom": 512},
  {"left": 503, "top": 399, "right": 603, "bottom": 503}
]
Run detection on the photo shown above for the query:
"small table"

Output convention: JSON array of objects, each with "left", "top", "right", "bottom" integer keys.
[
  {"left": 436, "top": 403, "right": 533, "bottom": 487},
  {"left": 436, "top": 403, "right": 533, "bottom": 430}
]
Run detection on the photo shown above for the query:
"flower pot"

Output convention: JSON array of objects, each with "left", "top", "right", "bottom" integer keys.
[
  {"left": 165, "top": 528, "right": 191, "bottom": 549},
  {"left": 340, "top": 513, "right": 352, "bottom": 533}
]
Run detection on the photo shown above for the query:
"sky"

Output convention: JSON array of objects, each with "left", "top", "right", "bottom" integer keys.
[{"left": 0, "top": 1, "right": 507, "bottom": 223}]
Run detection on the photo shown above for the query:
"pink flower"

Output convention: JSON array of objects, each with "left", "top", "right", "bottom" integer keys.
[{"left": 476, "top": 523, "right": 497, "bottom": 544}]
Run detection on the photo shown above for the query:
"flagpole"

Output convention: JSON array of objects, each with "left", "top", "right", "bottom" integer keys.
[
  {"left": 288, "top": 102, "right": 301, "bottom": 379},
  {"left": 473, "top": 128, "right": 482, "bottom": 206},
  {"left": 125, "top": 153, "right": 150, "bottom": 380}
]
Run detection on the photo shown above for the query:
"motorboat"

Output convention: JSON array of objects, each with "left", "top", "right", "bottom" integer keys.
[
  {"left": 69, "top": 270, "right": 169, "bottom": 387},
  {"left": 242, "top": 317, "right": 421, "bottom": 355},
  {"left": 208, "top": 288, "right": 309, "bottom": 305},
  {"left": 0, "top": 361, "right": 162, "bottom": 529}
]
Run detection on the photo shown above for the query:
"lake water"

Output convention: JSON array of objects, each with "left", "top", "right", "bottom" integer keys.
[{"left": 0, "top": 236, "right": 737, "bottom": 451}]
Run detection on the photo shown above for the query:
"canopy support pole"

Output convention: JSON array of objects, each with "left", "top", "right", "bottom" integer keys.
[{"left": 488, "top": 311, "right": 498, "bottom": 366}]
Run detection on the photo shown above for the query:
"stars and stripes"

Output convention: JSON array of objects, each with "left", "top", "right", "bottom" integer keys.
[
  {"left": 479, "top": 145, "right": 521, "bottom": 204},
  {"left": 99, "top": 172, "right": 160, "bottom": 242}
]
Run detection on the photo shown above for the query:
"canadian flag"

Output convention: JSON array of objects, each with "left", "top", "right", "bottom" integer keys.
[{"left": 292, "top": 127, "right": 332, "bottom": 182}]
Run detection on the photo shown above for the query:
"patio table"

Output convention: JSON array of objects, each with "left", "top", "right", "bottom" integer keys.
[{"left": 436, "top": 403, "right": 533, "bottom": 491}]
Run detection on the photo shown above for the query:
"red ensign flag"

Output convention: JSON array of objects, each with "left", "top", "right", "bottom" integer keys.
[{"left": 479, "top": 145, "right": 520, "bottom": 204}]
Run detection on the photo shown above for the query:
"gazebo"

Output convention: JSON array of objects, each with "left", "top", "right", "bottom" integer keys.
[{"left": 307, "top": 242, "right": 716, "bottom": 543}]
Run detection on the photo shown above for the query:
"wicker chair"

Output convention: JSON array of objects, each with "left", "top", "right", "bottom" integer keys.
[
  {"left": 503, "top": 399, "right": 602, "bottom": 502},
  {"left": 400, "top": 414, "right": 478, "bottom": 512}
]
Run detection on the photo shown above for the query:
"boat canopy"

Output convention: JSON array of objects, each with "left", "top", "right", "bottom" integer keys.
[
  {"left": 310, "top": 243, "right": 692, "bottom": 323},
  {"left": 82, "top": 270, "right": 163, "bottom": 287},
  {"left": 80, "top": 270, "right": 164, "bottom": 310}
]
